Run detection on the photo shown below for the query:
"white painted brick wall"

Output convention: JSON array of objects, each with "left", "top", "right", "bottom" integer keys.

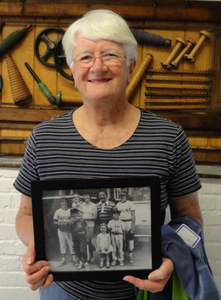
[
  {"left": 0, "top": 168, "right": 39, "bottom": 300},
  {"left": 199, "top": 177, "right": 221, "bottom": 292},
  {"left": 0, "top": 167, "right": 220, "bottom": 299}
]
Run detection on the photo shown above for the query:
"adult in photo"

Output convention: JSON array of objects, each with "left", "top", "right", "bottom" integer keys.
[
  {"left": 15, "top": 9, "right": 206, "bottom": 300},
  {"left": 97, "top": 189, "right": 115, "bottom": 225},
  {"left": 116, "top": 190, "right": 136, "bottom": 263},
  {"left": 53, "top": 198, "right": 75, "bottom": 267},
  {"left": 81, "top": 191, "right": 97, "bottom": 262}
]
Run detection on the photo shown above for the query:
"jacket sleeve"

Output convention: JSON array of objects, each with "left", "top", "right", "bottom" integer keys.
[{"left": 161, "top": 216, "right": 220, "bottom": 300}]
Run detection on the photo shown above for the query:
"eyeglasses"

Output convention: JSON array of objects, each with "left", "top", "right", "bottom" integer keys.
[{"left": 73, "top": 52, "right": 127, "bottom": 68}]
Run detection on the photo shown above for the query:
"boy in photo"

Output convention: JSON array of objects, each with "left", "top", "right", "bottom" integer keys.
[
  {"left": 70, "top": 207, "right": 89, "bottom": 271},
  {"left": 107, "top": 208, "right": 126, "bottom": 266}
]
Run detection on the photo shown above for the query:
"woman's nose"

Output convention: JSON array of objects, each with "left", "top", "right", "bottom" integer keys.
[{"left": 90, "top": 57, "right": 108, "bottom": 71}]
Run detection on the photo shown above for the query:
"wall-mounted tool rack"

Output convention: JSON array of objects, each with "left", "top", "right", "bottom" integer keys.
[{"left": 0, "top": 0, "right": 221, "bottom": 165}]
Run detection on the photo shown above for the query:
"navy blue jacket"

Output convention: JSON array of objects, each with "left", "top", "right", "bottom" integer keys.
[{"left": 149, "top": 216, "right": 220, "bottom": 300}]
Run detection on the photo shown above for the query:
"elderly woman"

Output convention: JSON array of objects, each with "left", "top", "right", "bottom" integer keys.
[{"left": 15, "top": 9, "right": 202, "bottom": 300}]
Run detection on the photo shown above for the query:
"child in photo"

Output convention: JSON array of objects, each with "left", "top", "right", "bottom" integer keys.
[
  {"left": 71, "top": 193, "right": 83, "bottom": 210},
  {"left": 107, "top": 208, "right": 126, "bottom": 266},
  {"left": 97, "top": 223, "right": 113, "bottom": 268},
  {"left": 70, "top": 207, "right": 90, "bottom": 271}
]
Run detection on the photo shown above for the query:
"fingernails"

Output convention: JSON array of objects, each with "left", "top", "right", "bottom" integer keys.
[
  {"left": 148, "top": 273, "right": 158, "bottom": 281},
  {"left": 49, "top": 274, "right": 53, "bottom": 281},
  {"left": 27, "top": 257, "right": 32, "bottom": 265},
  {"left": 45, "top": 266, "right": 50, "bottom": 272}
]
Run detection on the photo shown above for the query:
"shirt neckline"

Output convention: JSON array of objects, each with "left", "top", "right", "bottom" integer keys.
[{"left": 70, "top": 107, "right": 143, "bottom": 151}]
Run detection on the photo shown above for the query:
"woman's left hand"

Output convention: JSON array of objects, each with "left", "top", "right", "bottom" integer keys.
[{"left": 123, "top": 257, "right": 174, "bottom": 293}]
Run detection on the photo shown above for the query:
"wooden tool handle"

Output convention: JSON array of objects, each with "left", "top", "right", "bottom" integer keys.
[
  {"left": 56, "top": 91, "right": 82, "bottom": 106},
  {"left": 126, "top": 53, "right": 153, "bottom": 99}
]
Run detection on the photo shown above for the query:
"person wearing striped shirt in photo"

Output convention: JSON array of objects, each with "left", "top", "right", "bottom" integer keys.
[{"left": 97, "top": 189, "right": 115, "bottom": 226}]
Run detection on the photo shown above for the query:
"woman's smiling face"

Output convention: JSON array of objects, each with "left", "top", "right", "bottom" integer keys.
[{"left": 71, "top": 36, "right": 134, "bottom": 102}]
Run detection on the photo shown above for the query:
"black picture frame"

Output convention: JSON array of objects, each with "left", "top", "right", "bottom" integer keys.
[{"left": 31, "top": 176, "right": 162, "bottom": 281}]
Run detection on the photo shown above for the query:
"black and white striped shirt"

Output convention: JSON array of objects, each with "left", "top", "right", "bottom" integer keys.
[{"left": 14, "top": 108, "right": 201, "bottom": 299}]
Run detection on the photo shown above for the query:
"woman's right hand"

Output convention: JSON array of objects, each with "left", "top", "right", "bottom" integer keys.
[{"left": 22, "top": 240, "right": 53, "bottom": 290}]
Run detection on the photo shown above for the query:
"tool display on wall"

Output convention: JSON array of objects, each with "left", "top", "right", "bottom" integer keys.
[
  {"left": 0, "top": 22, "right": 214, "bottom": 111},
  {"left": 6, "top": 55, "right": 32, "bottom": 104},
  {"left": 33, "top": 27, "right": 171, "bottom": 82},
  {"left": 0, "top": 24, "right": 32, "bottom": 58},
  {"left": 25, "top": 62, "right": 56, "bottom": 105}
]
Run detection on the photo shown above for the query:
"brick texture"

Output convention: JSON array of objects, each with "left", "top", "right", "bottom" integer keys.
[{"left": 0, "top": 168, "right": 39, "bottom": 300}]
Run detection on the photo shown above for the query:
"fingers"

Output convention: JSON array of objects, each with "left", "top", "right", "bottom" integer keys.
[
  {"left": 25, "top": 239, "right": 36, "bottom": 265},
  {"left": 123, "top": 257, "right": 174, "bottom": 293},
  {"left": 25, "top": 260, "right": 53, "bottom": 291},
  {"left": 21, "top": 239, "right": 53, "bottom": 290},
  {"left": 148, "top": 257, "right": 174, "bottom": 281},
  {"left": 123, "top": 276, "right": 150, "bottom": 291},
  {"left": 42, "top": 274, "right": 54, "bottom": 289},
  {"left": 26, "top": 263, "right": 52, "bottom": 291}
]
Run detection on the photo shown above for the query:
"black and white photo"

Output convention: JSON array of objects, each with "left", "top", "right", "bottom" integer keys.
[{"left": 31, "top": 177, "right": 161, "bottom": 281}]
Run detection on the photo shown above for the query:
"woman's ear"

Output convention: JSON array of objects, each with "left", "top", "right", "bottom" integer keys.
[
  {"left": 127, "top": 59, "right": 136, "bottom": 84},
  {"left": 70, "top": 62, "right": 77, "bottom": 88},
  {"left": 71, "top": 72, "right": 77, "bottom": 89}
]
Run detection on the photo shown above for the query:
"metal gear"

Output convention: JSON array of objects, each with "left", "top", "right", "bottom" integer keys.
[
  {"left": 34, "top": 27, "right": 65, "bottom": 67},
  {"left": 54, "top": 39, "right": 74, "bottom": 81}
]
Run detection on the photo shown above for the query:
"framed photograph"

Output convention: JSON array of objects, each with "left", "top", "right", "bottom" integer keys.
[{"left": 31, "top": 176, "right": 162, "bottom": 281}]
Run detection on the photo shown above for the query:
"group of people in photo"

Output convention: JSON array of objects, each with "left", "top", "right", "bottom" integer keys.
[{"left": 53, "top": 188, "right": 136, "bottom": 271}]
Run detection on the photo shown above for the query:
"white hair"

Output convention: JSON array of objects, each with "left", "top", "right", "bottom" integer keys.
[{"left": 62, "top": 9, "right": 138, "bottom": 69}]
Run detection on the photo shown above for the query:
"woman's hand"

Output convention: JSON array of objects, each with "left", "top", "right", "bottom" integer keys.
[
  {"left": 123, "top": 257, "right": 174, "bottom": 293},
  {"left": 22, "top": 240, "right": 53, "bottom": 291}
]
